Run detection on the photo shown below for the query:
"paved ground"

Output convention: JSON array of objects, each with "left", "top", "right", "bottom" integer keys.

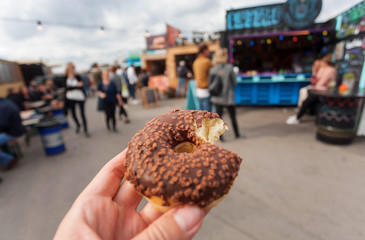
[{"left": 0, "top": 97, "right": 364, "bottom": 240}]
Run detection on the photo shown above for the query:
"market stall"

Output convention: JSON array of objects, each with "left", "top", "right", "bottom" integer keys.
[{"left": 224, "top": 0, "right": 335, "bottom": 105}]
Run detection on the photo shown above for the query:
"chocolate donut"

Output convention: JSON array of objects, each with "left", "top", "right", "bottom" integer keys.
[{"left": 125, "top": 110, "right": 242, "bottom": 212}]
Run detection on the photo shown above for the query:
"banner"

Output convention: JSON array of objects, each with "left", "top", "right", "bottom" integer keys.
[
  {"left": 166, "top": 24, "right": 181, "bottom": 47},
  {"left": 146, "top": 35, "right": 167, "bottom": 50}
]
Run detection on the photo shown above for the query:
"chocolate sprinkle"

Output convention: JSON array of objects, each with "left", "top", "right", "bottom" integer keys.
[{"left": 125, "top": 110, "right": 243, "bottom": 208}]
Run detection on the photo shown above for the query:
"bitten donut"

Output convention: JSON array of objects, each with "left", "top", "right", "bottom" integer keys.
[{"left": 125, "top": 110, "right": 242, "bottom": 212}]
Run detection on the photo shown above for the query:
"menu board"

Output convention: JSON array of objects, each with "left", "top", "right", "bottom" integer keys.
[
  {"left": 333, "top": 36, "right": 365, "bottom": 93},
  {"left": 336, "top": 2, "right": 365, "bottom": 39}
]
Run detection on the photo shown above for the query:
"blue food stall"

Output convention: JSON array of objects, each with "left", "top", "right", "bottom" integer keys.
[{"left": 224, "top": 0, "right": 335, "bottom": 105}]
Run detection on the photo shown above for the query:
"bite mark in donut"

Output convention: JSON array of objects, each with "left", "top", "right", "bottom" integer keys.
[{"left": 125, "top": 109, "right": 242, "bottom": 212}]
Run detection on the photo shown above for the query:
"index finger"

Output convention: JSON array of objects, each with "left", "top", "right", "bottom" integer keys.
[{"left": 81, "top": 148, "right": 127, "bottom": 197}]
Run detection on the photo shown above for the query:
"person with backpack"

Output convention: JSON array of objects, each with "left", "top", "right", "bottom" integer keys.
[{"left": 209, "top": 48, "right": 244, "bottom": 141}]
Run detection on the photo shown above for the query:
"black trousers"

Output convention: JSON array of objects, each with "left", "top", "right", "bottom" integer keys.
[
  {"left": 297, "top": 94, "right": 319, "bottom": 119},
  {"left": 119, "top": 105, "right": 128, "bottom": 117},
  {"left": 68, "top": 100, "right": 88, "bottom": 132},
  {"left": 215, "top": 105, "right": 240, "bottom": 137},
  {"left": 119, "top": 95, "right": 128, "bottom": 117},
  {"left": 103, "top": 102, "right": 116, "bottom": 129}
]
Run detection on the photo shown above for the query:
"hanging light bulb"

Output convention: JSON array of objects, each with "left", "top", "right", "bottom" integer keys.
[
  {"left": 145, "top": 30, "right": 151, "bottom": 38},
  {"left": 99, "top": 27, "right": 105, "bottom": 35},
  {"left": 37, "top": 21, "right": 43, "bottom": 31}
]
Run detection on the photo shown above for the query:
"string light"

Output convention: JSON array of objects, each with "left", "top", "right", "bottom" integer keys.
[
  {"left": 250, "top": 41, "right": 254, "bottom": 46},
  {"left": 307, "top": 35, "right": 312, "bottom": 40},
  {"left": 37, "top": 20, "right": 43, "bottom": 31},
  {"left": 266, "top": 39, "right": 272, "bottom": 44},
  {"left": 99, "top": 26, "right": 105, "bottom": 35},
  {"left": 293, "top": 36, "right": 298, "bottom": 42},
  {"left": 322, "top": 30, "right": 328, "bottom": 36},
  {"left": 279, "top": 35, "right": 284, "bottom": 40},
  {"left": 237, "top": 40, "right": 242, "bottom": 45}
]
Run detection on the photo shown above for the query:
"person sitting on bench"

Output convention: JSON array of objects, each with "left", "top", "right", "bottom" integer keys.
[
  {"left": 0, "top": 98, "right": 24, "bottom": 170},
  {"left": 286, "top": 56, "right": 337, "bottom": 125}
]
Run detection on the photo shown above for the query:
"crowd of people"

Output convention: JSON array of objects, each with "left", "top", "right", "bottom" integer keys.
[{"left": 0, "top": 62, "right": 149, "bottom": 177}]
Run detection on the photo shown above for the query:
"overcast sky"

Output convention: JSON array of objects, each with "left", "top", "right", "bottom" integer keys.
[{"left": 0, "top": 0, "right": 362, "bottom": 73}]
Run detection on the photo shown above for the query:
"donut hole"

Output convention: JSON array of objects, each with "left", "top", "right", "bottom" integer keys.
[
  {"left": 174, "top": 141, "right": 196, "bottom": 153},
  {"left": 195, "top": 118, "right": 227, "bottom": 144}
]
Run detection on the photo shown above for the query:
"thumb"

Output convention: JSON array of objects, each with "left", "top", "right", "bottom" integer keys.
[{"left": 133, "top": 205, "right": 204, "bottom": 240}]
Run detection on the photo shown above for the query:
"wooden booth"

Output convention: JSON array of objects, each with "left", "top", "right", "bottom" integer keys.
[{"left": 0, "top": 59, "right": 25, "bottom": 97}]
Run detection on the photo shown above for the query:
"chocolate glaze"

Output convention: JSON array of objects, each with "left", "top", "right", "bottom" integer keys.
[{"left": 125, "top": 110, "right": 242, "bottom": 208}]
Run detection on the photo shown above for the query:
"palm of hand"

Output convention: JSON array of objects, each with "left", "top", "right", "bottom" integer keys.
[{"left": 55, "top": 150, "right": 162, "bottom": 240}]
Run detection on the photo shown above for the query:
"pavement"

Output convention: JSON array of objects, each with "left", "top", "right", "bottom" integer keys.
[{"left": 0, "top": 97, "right": 364, "bottom": 240}]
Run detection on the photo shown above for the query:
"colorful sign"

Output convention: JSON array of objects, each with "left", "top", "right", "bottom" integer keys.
[
  {"left": 226, "top": 0, "right": 322, "bottom": 31},
  {"left": 336, "top": 2, "right": 365, "bottom": 39},
  {"left": 146, "top": 35, "right": 167, "bottom": 50}
]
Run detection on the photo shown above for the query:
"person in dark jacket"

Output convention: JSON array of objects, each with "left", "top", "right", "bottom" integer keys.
[
  {"left": 0, "top": 98, "right": 24, "bottom": 170},
  {"left": 209, "top": 48, "right": 244, "bottom": 141},
  {"left": 98, "top": 69, "right": 123, "bottom": 132},
  {"left": 64, "top": 62, "right": 89, "bottom": 137},
  {"left": 176, "top": 60, "right": 188, "bottom": 97},
  {"left": 6, "top": 88, "right": 25, "bottom": 111},
  {"left": 110, "top": 66, "right": 130, "bottom": 123}
]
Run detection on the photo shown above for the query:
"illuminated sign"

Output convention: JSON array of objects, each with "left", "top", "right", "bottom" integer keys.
[{"left": 226, "top": 0, "right": 322, "bottom": 31}]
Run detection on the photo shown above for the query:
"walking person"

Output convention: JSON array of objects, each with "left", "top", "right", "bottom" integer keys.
[
  {"left": 98, "top": 69, "right": 123, "bottom": 132},
  {"left": 176, "top": 60, "right": 188, "bottom": 97},
  {"left": 64, "top": 62, "right": 90, "bottom": 137},
  {"left": 110, "top": 66, "right": 130, "bottom": 123},
  {"left": 193, "top": 43, "right": 213, "bottom": 112},
  {"left": 209, "top": 48, "right": 244, "bottom": 141},
  {"left": 91, "top": 63, "right": 103, "bottom": 110},
  {"left": 127, "top": 64, "right": 139, "bottom": 105}
]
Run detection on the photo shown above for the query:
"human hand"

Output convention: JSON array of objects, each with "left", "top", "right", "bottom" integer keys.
[{"left": 54, "top": 149, "right": 206, "bottom": 240}]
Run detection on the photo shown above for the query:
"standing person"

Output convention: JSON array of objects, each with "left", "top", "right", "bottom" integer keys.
[
  {"left": 176, "top": 60, "right": 188, "bottom": 97},
  {"left": 91, "top": 63, "right": 103, "bottom": 110},
  {"left": 139, "top": 68, "right": 149, "bottom": 88},
  {"left": 110, "top": 66, "right": 130, "bottom": 123},
  {"left": 98, "top": 69, "right": 123, "bottom": 132},
  {"left": 0, "top": 98, "right": 24, "bottom": 171},
  {"left": 64, "top": 62, "right": 90, "bottom": 137},
  {"left": 80, "top": 72, "right": 91, "bottom": 98},
  {"left": 117, "top": 66, "right": 130, "bottom": 104},
  {"left": 127, "top": 64, "right": 138, "bottom": 105},
  {"left": 209, "top": 48, "right": 244, "bottom": 141},
  {"left": 193, "top": 43, "right": 213, "bottom": 112},
  {"left": 286, "top": 56, "right": 337, "bottom": 125}
]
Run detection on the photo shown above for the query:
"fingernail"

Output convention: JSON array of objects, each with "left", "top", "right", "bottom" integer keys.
[{"left": 173, "top": 206, "right": 203, "bottom": 232}]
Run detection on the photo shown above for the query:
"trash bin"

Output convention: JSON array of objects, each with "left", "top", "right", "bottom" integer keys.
[
  {"left": 52, "top": 108, "right": 69, "bottom": 129},
  {"left": 36, "top": 118, "right": 66, "bottom": 155}
]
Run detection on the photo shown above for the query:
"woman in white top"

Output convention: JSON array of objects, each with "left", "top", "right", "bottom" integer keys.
[{"left": 64, "top": 62, "right": 89, "bottom": 137}]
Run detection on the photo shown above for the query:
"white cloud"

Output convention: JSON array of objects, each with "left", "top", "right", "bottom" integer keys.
[{"left": 0, "top": 0, "right": 362, "bottom": 73}]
